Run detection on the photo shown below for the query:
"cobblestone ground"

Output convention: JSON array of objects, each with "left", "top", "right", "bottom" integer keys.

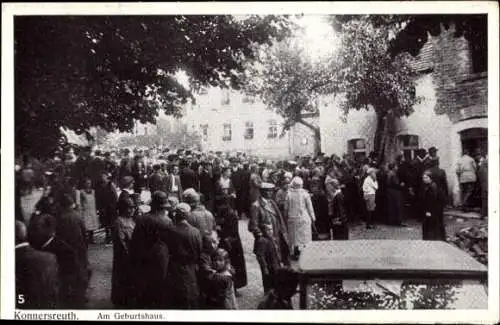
[{"left": 85, "top": 214, "right": 484, "bottom": 310}]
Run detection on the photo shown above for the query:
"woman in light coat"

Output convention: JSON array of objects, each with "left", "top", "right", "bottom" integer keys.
[{"left": 284, "top": 176, "right": 316, "bottom": 259}]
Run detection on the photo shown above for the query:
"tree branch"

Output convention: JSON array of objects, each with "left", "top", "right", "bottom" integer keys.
[{"left": 297, "top": 118, "right": 320, "bottom": 134}]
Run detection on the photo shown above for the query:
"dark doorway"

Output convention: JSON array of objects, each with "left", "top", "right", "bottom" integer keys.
[{"left": 459, "top": 127, "right": 488, "bottom": 210}]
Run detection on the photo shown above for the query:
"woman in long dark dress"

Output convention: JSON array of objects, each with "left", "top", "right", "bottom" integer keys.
[
  {"left": 111, "top": 196, "right": 136, "bottom": 308},
  {"left": 216, "top": 199, "right": 248, "bottom": 293},
  {"left": 309, "top": 176, "right": 330, "bottom": 240},
  {"left": 420, "top": 171, "right": 446, "bottom": 241},
  {"left": 386, "top": 163, "right": 405, "bottom": 226}
]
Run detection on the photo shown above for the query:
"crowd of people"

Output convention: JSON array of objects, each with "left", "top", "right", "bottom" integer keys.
[{"left": 15, "top": 144, "right": 488, "bottom": 309}]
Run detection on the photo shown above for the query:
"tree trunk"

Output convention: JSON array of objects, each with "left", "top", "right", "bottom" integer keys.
[
  {"left": 297, "top": 118, "right": 322, "bottom": 156},
  {"left": 373, "top": 113, "right": 386, "bottom": 163},
  {"left": 374, "top": 110, "right": 397, "bottom": 165}
]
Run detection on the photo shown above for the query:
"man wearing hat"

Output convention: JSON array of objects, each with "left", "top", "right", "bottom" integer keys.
[
  {"left": 149, "top": 164, "right": 168, "bottom": 194},
  {"left": 249, "top": 182, "right": 290, "bottom": 272},
  {"left": 183, "top": 188, "right": 216, "bottom": 236},
  {"left": 426, "top": 147, "right": 439, "bottom": 169},
  {"left": 167, "top": 202, "right": 202, "bottom": 309},
  {"left": 165, "top": 164, "right": 183, "bottom": 200},
  {"left": 130, "top": 191, "right": 172, "bottom": 308},
  {"left": 95, "top": 171, "right": 119, "bottom": 244},
  {"left": 199, "top": 161, "right": 215, "bottom": 212},
  {"left": 180, "top": 159, "right": 199, "bottom": 192}
]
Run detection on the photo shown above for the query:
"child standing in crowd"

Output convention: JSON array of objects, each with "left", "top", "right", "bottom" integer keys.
[
  {"left": 212, "top": 248, "right": 238, "bottom": 309},
  {"left": 257, "top": 267, "right": 299, "bottom": 309},
  {"left": 362, "top": 168, "right": 378, "bottom": 229},
  {"left": 255, "top": 224, "right": 283, "bottom": 294},
  {"left": 80, "top": 178, "right": 100, "bottom": 244},
  {"left": 199, "top": 232, "right": 237, "bottom": 309}
]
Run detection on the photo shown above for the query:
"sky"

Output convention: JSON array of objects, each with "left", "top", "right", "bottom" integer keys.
[
  {"left": 175, "top": 15, "right": 338, "bottom": 90},
  {"left": 295, "top": 15, "right": 339, "bottom": 61}
]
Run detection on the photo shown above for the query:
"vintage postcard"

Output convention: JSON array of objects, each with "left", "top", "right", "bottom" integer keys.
[{"left": 1, "top": 1, "right": 499, "bottom": 323}]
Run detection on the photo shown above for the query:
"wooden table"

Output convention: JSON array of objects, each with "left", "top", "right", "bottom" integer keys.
[{"left": 297, "top": 240, "right": 488, "bottom": 309}]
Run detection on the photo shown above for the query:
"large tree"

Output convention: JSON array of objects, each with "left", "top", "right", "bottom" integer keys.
[
  {"left": 15, "top": 15, "right": 293, "bottom": 158},
  {"left": 326, "top": 16, "right": 421, "bottom": 163},
  {"left": 333, "top": 14, "right": 487, "bottom": 116},
  {"left": 242, "top": 38, "right": 331, "bottom": 155},
  {"left": 330, "top": 14, "right": 487, "bottom": 162}
]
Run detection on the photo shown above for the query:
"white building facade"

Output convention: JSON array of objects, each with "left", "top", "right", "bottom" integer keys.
[
  {"left": 183, "top": 87, "right": 316, "bottom": 159},
  {"left": 319, "top": 24, "right": 488, "bottom": 207}
]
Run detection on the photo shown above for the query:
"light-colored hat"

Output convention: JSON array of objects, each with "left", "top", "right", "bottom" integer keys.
[
  {"left": 260, "top": 182, "right": 275, "bottom": 190},
  {"left": 291, "top": 176, "right": 304, "bottom": 189},
  {"left": 176, "top": 202, "right": 191, "bottom": 214},
  {"left": 182, "top": 188, "right": 200, "bottom": 205}
]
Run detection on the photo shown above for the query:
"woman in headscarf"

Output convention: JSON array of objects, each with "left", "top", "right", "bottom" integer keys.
[
  {"left": 284, "top": 176, "right": 316, "bottom": 259},
  {"left": 274, "top": 172, "right": 292, "bottom": 218},
  {"left": 420, "top": 170, "right": 446, "bottom": 241}
]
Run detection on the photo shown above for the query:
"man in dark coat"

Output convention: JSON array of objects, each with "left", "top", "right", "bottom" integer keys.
[
  {"left": 428, "top": 158, "right": 449, "bottom": 208},
  {"left": 255, "top": 224, "right": 283, "bottom": 293},
  {"left": 95, "top": 172, "right": 118, "bottom": 243},
  {"left": 28, "top": 213, "right": 89, "bottom": 309},
  {"left": 131, "top": 155, "right": 148, "bottom": 194},
  {"left": 179, "top": 160, "right": 199, "bottom": 192},
  {"left": 149, "top": 164, "right": 167, "bottom": 194},
  {"left": 237, "top": 163, "right": 251, "bottom": 218},
  {"left": 56, "top": 193, "right": 89, "bottom": 275},
  {"left": 249, "top": 183, "right": 290, "bottom": 268},
  {"left": 198, "top": 162, "right": 215, "bottom": 213},
  {"left": 71, "top": 146, "right": 92, "bottom": 187},
  {"left": 118, "top": 149, "right": 133, "bottom": 180},
  {"left": 16, "top": 221, "right": 59, "bottom": 309},
  {"left": 409, "top": 149, "right": 428, "bottom": 220},
  {"left": 130, "top": 191, "right": 172, "bottom": 308},
  {"left": 230, "top": 163, "right": 243, "bottom": 215},
  {"left": 166, "top": 203, "right": 203, "bottom": 309},
  {"left": 478, "top": 155, "right": 488, "bottom": 219}
]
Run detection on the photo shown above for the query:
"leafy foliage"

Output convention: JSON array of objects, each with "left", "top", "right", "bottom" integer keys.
[
  {"left": 15, "top": 15, "right": 293, "bottom": 158},
  {"left": 332, "top": 14, "right": 487, "bottom": 61},
  {"left": 242, "top": 38, "right": 328, "bottom": 154},
  {"left": 309, "top": 281, "right": 462, "bottom": 310},
  {"left": 327, "top": 17, "right": 421, "bottom": 161},
  {"left": 329, "top": 17, "right": 420, "bottom": 118}
]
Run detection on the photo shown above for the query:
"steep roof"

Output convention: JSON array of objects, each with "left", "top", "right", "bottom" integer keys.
[{"left": 409, "top": 40, "right": 434, "bottom": 73}]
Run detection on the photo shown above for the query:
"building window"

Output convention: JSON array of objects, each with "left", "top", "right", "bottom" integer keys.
[
  {"left": 222, "top": 123, "right": 232, "bottom": 141},
  {"left": 242, "top": 95, "right": 256, "bottom": 104},
  {"left": 244, "top": 121, "right": 254, "bottom": 140},
  {"left": 267, "top": 120, "right": 278, "bottom": 139},
  {"left": 200, "top": 124, "right": 208, "bottom": 142},
  {"left": 347, "top": 138, "right": 367, "bottom": 162},
  {"left": 397, "top": 134, "right": 419, "bottom": 161}
]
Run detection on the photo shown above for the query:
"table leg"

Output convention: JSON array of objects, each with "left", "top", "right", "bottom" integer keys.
[{"left": 299, "top": 276, "right": 308, "bottom": 309}]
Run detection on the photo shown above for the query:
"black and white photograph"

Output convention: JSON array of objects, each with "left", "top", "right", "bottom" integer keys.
[{"left": 2, "top": 1, "right": 499, "bottom": 323}]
